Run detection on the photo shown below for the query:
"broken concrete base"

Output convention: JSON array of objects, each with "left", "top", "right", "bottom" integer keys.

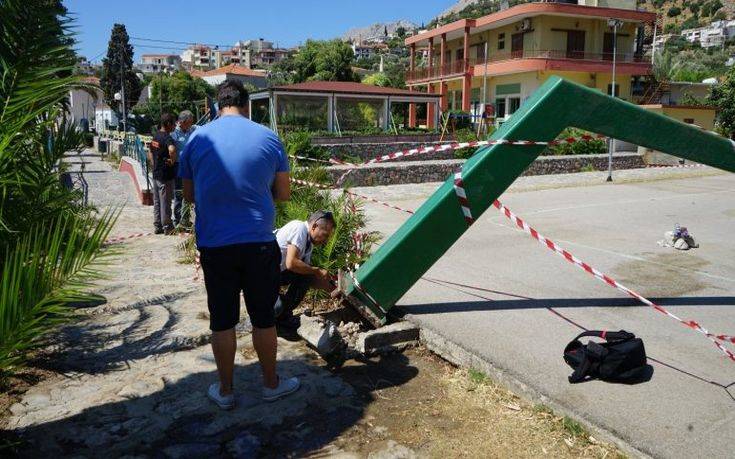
[
  {"left": 297, "top": 316, "right": 343, "bottom": 357},
  {"left": 355, "top": 321, "right": 420, "bottom": 356},
  {"left": 298, "top": 310, "right": 421, "bottom": 367}
]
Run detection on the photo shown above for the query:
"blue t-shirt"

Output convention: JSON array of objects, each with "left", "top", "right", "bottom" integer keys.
[{"left": 178, "top": 115, "right": 289, "bottom": 248}]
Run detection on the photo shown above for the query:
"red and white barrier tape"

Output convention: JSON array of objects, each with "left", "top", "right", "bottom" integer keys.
[
  {"left": 291, "top": 134, "right": 607, "bottom": 168},
  {"left": 492, "top": 199, "right": 735, "bottom": 362},
  {"left": 453, "top": 167, "right": 475, "bottom": 225},
  {"left": 104, "top": 232, "right": 155, "bottom": 245},
  {"left": 345, "top": 190, "right": 415, "bottom": 216}
]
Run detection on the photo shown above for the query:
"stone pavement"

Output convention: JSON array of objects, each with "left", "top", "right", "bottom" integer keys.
[
  {"left": 3, "top": 150, "right": 412, "bottom": 458},
  {"left": 354, "top": 168, "right": 735, "bottom": 458}
]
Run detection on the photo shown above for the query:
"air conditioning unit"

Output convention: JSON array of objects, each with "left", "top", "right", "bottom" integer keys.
[{"left": 521, "top": 18, "right": 532, "bottom": 31}]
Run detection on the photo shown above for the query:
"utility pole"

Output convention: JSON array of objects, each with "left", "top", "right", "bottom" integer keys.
[
  {"left": 607, "top": 18, "right": 623, "bottom": 182},
  {"left": 120, "top": 47, "right": 127, "bottom": 133}
]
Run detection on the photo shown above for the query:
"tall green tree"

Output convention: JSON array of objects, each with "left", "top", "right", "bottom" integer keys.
[
  {"left": 100, "top": 24, "right": 142, "bottom": 116},
  {"left": 708, "top": 66, "right": 735, "bottom": 138},
  {"left": 291, "top": 39, "right": 358, "bottom": 83}
]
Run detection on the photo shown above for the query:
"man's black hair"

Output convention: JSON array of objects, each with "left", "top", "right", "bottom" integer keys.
[
  {"left": 160, "top": 112, "right": 176, "bottom": 128},
  {"left": 217, "top": 80, "right": 249, "bottom": 109}
]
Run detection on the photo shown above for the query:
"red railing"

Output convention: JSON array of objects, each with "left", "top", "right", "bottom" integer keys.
[
  {"left": 406, "top": 59, "right": 469, "bottom": 82},
  {"left": 471, "top": 49, "right": 648, "bottom": 65},
  {"left": 406, "top": 50, "right": 647, "bottom": 82}
]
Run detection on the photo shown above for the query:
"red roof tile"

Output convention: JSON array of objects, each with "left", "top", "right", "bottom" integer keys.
[{"left": 203, "top": 64, "right": 266, "bottom": 77}]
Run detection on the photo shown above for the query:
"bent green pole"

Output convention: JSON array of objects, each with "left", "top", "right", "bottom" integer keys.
[{"left": 341, "top": 76, "right": 735, "bottom": 326}]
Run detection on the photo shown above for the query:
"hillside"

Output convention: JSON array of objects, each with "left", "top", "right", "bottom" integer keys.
[
  {"left": 433, "top": 0, "right": 735, "bottom": 32},
  {"left": 342, "top": 20, "right": 418, "bottom": 42}
]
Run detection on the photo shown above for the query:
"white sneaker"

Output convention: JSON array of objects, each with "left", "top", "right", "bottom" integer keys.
[
  {"left": 207, "top": 382, "right": 235, "bottom": 410},
  {"left": 262, "top": 376, "right": 301, "bottom": 402}
]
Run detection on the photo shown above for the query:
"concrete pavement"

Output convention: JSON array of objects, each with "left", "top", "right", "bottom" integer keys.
[{"left": 354, "top": 168, "right": 735, "bottom": 458}]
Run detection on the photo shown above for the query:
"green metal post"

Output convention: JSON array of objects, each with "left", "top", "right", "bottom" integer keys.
[{"left": 342, "top": 76, "right": 735, "bottom": 326}]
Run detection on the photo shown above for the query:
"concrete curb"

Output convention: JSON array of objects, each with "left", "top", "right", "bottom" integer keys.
[
  {"left": 410, "top": 320, "right": 652, "bottom": 459},
  {"left": 119, "top": 156, "right": 153, "bottom": 206}
]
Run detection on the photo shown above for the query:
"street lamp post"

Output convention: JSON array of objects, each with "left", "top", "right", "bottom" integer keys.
[{"left": 607, "top": 18, "right": 624, "bottom": 182}]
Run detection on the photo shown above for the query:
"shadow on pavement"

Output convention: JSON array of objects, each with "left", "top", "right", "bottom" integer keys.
[
  {"left": 399, "top": 296, "right": 735, "bottom": 315},
  {"left": 7, "top": 354, "right": 418, "bottom": 457}
]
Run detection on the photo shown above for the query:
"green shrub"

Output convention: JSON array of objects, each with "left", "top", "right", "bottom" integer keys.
[
  {"left": 667, "top": 6, "right": 682, "bottom": 17},
  {"left": 545, "top": 128, "right": 607, "bottom": 156},
  {"left": 282, "top": 130, "right": 329, "bottom": 162},
  {"left": 278, "top": 161, "right": 380, "bottom": 276},
  {"left": 0, "top": 0, "right": 118, "bottom": 379},
  {"left": 453, "top": 128, "right": 480, "bottom": 159}
]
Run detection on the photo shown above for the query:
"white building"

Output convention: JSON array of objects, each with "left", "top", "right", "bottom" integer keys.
[
  {"left": 181, "top": 45, "right": 213, "bottom": 70},
  {"left": 137, "top": 54, "right": 181, "bottom": 73},
  {"left": 682, "top": 20, "right": 735, "bottom": 48},
  {"left": 351, "top": 42, "right": 388, "bottom": 60}
]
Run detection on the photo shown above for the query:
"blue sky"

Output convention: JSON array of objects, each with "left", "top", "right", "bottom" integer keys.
[{"left": 65, "top": 0, "right": 454, "bottom": 62}]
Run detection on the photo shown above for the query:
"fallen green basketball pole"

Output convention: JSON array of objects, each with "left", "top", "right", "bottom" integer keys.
[{"left": 340, "top": 76, "right": 735, "bottom": 327}]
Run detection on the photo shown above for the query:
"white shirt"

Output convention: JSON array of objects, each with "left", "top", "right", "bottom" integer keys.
[{"left": 275, "top": 220, "right": 312, "bottom": 272}]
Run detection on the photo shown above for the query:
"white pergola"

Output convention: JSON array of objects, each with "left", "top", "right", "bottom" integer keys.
[{"left": 249, "top": 81, "right": 441, "bottom": 134}]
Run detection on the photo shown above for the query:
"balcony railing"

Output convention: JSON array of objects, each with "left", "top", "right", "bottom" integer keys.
[
  {"left": 406, "top": 49, "right": 647, "bottom": 82},
  {"left": 406, "top": 59, "right": 469, "bottom": 82},
  {"left": 471, "top": 49, "right": 648, "bottom": 65}
]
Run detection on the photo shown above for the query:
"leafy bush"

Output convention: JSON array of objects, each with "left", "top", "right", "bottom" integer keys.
[
  {"left": 282, "top": 130, "right": 329, "bottom": 162},
  {"left": 0, "top": 0, "right": 117, "bottom": 378},
  {"left": 544, "top": 128, "right": 607, "bottom": 156},
  {"left": 278, "top": 162, "right": 380, "bottom": 274},
  {"left": 667, "top": 6, "right": 682, "bottom": 17},
  {"left": 453, "top": 128, "right": 480, "bottom": 159}
]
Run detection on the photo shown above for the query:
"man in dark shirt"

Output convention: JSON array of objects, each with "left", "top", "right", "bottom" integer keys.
[{"left": 147, "top": 113, "right": 177, "bottom": 234}]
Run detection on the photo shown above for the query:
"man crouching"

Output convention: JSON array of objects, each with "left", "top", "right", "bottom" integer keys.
[{"left": 274, "top": 210, "right": 338, "bottom": 332}]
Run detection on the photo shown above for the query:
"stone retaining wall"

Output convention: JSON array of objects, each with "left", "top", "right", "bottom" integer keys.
[
  {"left": 320, "top": 141, "right": 457, "bottom": 162},
  {"left": 327, "top": 153, "right": 645, "bottom": 187}
]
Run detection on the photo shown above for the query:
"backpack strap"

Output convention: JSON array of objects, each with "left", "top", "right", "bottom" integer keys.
[{"left": 573, "top": 330, "right": 634, "bottom": 342}]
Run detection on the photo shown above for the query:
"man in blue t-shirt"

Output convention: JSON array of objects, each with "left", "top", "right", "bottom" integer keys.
[
  {"left": 170, "top": 110, "right": 196, "bottom": 229},
  {"left": 179, "top": 80, "right": 299, "bottom": 408}
]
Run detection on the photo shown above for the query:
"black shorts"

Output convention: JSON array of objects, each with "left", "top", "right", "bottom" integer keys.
[{"left": 199, "top": 241, "right": 281, "bottom": 331}]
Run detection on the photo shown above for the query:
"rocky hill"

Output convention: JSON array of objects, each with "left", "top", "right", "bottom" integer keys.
[
  {"left": 342, "top": 20, "right": 418, "bottom": 43},
  {"left": 434, "top": 0, "right": 735, "bottom": 32}
]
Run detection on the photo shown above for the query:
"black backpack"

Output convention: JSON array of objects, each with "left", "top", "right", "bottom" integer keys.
[{"left": 563, "top": 330, "right": 649, "bottom": 384}]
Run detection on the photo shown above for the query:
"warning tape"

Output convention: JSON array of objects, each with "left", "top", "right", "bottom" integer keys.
[
  {"left": 291, "top": 134, "right": 607, "bottom": 168},
  {"left": 344, "top": 185, "right": 735, "bottom": 356},
  {"left": 491, "top": 199, "right": 735, "bottom": 362},
  {"left": 104, "top": 232, "right": 155, "bottom": 245},
  {"left": 453, "top": 167, "right": 474, "bottom": 225}
]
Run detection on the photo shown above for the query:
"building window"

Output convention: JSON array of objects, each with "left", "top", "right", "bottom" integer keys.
[
  {"left": 498, "top": 33, "right": 505, "bottom": 50},
  {"left": 607, "top": 83, "right": 619, "bottom": 97},
  {"left": 684, "top": 118, "right": 694, "bottom": 124}
]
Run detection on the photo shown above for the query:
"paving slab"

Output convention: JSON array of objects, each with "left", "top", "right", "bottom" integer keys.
[{"left": 356, "top": 170, "right": 735, "bottom": 458}]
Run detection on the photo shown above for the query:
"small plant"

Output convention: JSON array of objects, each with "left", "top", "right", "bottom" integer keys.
[
  {"left": 282, "top": 130, "right": 329, "bottom": 162},
  {"left": 562, "top": 416, "right": 586, "bottom": 437},
  {"left": 545, "top": 127, "right": 607, "bottom": 156},
  {"left": 453, "top": 128, "right": 480, "bottom": 159},
  {"left": 580, "top": 163, "right": 597, "bottom": 173},
  {"left": 468, "top": 368, "right": 490, "bottom": 385}
]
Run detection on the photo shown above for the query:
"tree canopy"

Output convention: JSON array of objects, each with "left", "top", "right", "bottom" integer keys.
[
  {"left": 100, "top": 24, "right": 142, "bottom": 115},
  {"left": 272, "top": 39, "right": 358, "bottom": 84},
  {"left": 708, "top": 66, "right": 735, "bottom": 138},
  {"left": 132, "top": 71, "right": 214, "bottom": 133}
]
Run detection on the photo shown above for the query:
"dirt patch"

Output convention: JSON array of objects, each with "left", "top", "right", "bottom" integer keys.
[
  {"left": 612, "top": 252, "right": 710, "bottom": 297},
  {"left": 310, "top": 347, "right": 624, "bottom": 458}
]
